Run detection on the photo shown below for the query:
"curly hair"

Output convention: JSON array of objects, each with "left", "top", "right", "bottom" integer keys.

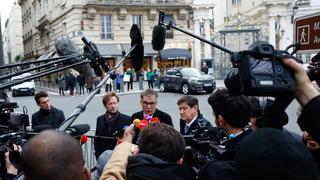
[{"left": 208, "top": 88, "right": 252, "bottom": 128}]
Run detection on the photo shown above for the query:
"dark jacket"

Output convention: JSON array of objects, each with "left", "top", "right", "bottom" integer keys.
[
  {"left": 298, "top": 95, "right": 320, "bottom": 144},
  {"left": 180, "top": 113, "right": 213, "bottom": 135},
  {"left": 127, "top": 153, "right": 190, "bottom": 180},
  {"left": 130, "top": 109, "right": 173, "bottom": 126},
  {"left": 220, "top": 129, "right": 253, "bottom": 161},
  {"left": 31, "top": 106, "right": 65, "bottom": 129},
  {"left": 94, "top": 112, "right": 131, "bottom": 159}
]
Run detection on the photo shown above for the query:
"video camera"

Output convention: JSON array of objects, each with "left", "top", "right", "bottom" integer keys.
[
  {"left": 0, "top": 101, "right": 29, "bottom": 134},
  {"left": 182, "top": 119, "right": 229, "bottom": 178},
  {"left": 306, "top": 52, "right": 320, "bottom": 86}
]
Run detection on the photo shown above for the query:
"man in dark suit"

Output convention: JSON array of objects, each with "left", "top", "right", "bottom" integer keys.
[
  {"left": 94, "top": 91, "right": 131, "bottom": 159},
  {"left": 178, "top": 95, "right": 213, "bottom": 135},
  {"left": 131, "top": 89, "right": 173, "bottom": 126},
  {"left": 32, "top": 91, "right": 65, "bottom": 129}
]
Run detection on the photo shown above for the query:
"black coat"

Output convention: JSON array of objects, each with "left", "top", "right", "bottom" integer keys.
[
  {"left": 130, "top": 109, "right": 173, "bottom": 126},
  {"left": 31, "top": 106, "right": 65, "bottom": 129},
  {"left": 179, "top": 113, "right": 213, "bottom": 135},
  {"left": 298, "top": 95, "right": 320, "bottom": 144},
  {"left": 220, "top": 129, "right": 253, "bottom": 161},
  {"left": 94, "top": 112, "right": 131, "bottom": 159},
  {"left": 127, "top": 153, "right": 190, "bottom": 180}
]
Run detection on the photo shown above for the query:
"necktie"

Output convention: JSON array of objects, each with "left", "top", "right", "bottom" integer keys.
[{"left": 184, "top": 125, "right": 189, "bottom": 134}]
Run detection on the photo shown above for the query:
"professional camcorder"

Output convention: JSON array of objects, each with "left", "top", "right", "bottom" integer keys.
[
  {"left": 182, "top": 119, "right": 228, "bottom": 178},
  {"left": 306, "top": 52, "right": 320, "bottom": 86},
  {"left": 0, "top": 101, "right": 29, "bottom": 134}
]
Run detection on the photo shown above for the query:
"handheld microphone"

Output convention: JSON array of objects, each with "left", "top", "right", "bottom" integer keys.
[
  {"left": 65, "top": 124, "right": 90, "bottom": 136},
  {"left": 82, "top": 36, "right": 110, "bottom": 75},
  {"left": 55, "top": 36, "right": 95, "bottom": 78},
  {"left": 84, "top": 45, "right": 103, "bottom": 77},
  {"left": 130, "top": 24, "right": 144, "bottom": 72},
  {"left": 80, "top": 134, "right": 88, "bottom": 145},
  {"left": 152, "top": 25, "right": 166, "bottom": 51}
]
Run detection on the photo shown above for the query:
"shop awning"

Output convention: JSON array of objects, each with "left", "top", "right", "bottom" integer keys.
[
  {"left": 160, "top": 48, "right": 192, "bottom": 60},
  {"left": 96, "top": 44, "right": 122, "bottom": 57},
  {"left": 122, "top": 43, "right": 157, "bottom": 56}
]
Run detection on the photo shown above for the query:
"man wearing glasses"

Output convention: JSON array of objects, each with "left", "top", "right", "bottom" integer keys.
[{"left": 131, "top": 89, "right": 173, "bottom": 126}]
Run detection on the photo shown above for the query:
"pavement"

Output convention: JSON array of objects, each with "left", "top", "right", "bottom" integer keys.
[{"left": 36, "top": 80, "right": 225, "bottom": 96}]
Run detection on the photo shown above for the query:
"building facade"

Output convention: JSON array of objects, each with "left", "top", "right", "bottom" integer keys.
[
  {"left": 3, "top": 0, "right": 24, "bottom": 66},
  {"left": 18, "top": 0, "right": 195, "bottom": 76}
]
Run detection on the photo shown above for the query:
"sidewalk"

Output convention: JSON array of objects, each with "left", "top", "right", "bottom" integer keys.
[{"left": 36, "top": 80, "right": 225, "bottom": 95}]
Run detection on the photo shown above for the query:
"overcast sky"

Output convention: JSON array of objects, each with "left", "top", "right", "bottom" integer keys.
[{"left": 1, "top": 0, "right": 16, "bottom": 32}]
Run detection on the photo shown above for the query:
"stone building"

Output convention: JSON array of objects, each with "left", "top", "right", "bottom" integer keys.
[{"left": 18, "top": 0, "right": 195, "bottom": 76}]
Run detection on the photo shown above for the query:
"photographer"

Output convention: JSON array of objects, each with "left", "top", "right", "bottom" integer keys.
[
  {"left": 207, "top": 88, "right": 253, "bottom": 161},
  {"left": 283, "top": 58, "right": 320, "bottom": 144},
  {"left": 100, "top": 123, "right": 190, "bottom": 180},
  {"left": 177, "top": 95, "right": 213, "bottom": 135}
]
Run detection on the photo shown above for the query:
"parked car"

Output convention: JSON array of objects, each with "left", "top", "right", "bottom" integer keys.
[
  {"left": 159, "top": 67, "right": 216, "bottom": 94},
  {"left": 11, "top": 73, "right": 35, "bottom": 97}
]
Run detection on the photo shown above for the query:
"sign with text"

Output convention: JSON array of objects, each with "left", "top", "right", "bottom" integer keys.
[{"left": 294, "top": 12, "right": 320, "bottom": 52}]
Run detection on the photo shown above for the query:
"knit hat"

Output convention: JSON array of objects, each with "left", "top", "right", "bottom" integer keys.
[{"left": 235, "top": 128, "right": 318, "bottom": 180}]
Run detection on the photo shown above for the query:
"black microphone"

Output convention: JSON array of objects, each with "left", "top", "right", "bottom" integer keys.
[
  {"left": 55, "top": 36, "right": 95, "bottom": 78},
  {"left": 65, "top": 124, "right": 90, "bottom": 136},
  {"left": 152, "top": 25, "right": 166, "bottom": 51},
  {"left": 83, "top": 45, "right": 103, "bottom": 77},
  {"left": 130, "top": 24, "right": 144, "bottom": 72}
]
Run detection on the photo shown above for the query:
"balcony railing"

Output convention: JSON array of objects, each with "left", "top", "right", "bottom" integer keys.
[{"left": 95, "top": 0, "right": 192, "bottom": 5}]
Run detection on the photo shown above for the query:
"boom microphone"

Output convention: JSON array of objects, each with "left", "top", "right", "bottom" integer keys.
[
  {"left": 55, "top": 36, "right": 95, "bottom": 78},
  {"left": 65, "top": 124, "right": 90, "bottom": 136},
  {"left": 152, "top": 25, "right": 166, "bottom": 51},
  {"left": 130, "top": 24, "right": 144, "bottom": 72}
]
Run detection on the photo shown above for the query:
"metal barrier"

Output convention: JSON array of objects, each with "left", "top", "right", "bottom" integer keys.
[{"left": 81, "top": 129, "right": 118, "bottom": 180}]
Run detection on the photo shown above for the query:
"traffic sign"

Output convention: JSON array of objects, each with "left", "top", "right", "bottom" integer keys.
[{"left": 294, "top": 12, "right": 320, "bottom": 52}]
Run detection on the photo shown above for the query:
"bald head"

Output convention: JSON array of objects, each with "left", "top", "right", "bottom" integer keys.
[{"left": 21, "top": 130, "right": 88, "bottom": 180}]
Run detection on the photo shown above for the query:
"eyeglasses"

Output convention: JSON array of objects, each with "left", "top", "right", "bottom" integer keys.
[{"left": 142, "top": 101, "right": 156, "bottom": 106}]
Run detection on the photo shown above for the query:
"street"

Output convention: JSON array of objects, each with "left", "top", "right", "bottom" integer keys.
[{"left": 9, "top": 87, "right": 302, "bottom": 135}]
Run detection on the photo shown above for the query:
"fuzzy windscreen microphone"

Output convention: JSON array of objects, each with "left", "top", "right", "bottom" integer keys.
[
  {"left": 130, "top": 24, "right": 144, "bottom": 72},
  {"left": 152, "top": 25, "right": 166, "bottom": 51},
  {"left": 55, "top": 36, "right": 94, "bottom": 78}
]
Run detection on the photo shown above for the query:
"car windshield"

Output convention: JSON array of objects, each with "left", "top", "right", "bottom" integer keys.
[{"left": 180, "top": 68, "right": 202, "bottom": 77}]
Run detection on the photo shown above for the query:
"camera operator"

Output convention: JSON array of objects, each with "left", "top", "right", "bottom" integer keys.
[
  {"left": 99, "top": 123, "right": 190, "bottom": 180},
  {"left": 282, "top": 58, "right": 320, "bottom": 144},
  {"left": 177, "top": 95, "right": 213, "bottom": 135},
  {"left": 31, "top": 91, "right": 65, "bottom": 129},
  {"left": 2, "top": 144, "right": 21, "bottom": 180},
  {"left": 207, "top": 88, "right": 253, "bottom": 161},
  {"left": 20, "top": 130, "right": 90, "bottom": 180}
]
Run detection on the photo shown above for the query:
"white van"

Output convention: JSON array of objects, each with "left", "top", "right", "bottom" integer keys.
[{"left": 11, "top": 73, "right": 35, "bottom": 97}]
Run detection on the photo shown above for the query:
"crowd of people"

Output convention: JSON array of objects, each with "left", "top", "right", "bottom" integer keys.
[
  {"left": 2, "top": 56, "right": 320, "bottom": 180},
  {"left": 55, "top": 68, "right": 161, "bottom": 96}
]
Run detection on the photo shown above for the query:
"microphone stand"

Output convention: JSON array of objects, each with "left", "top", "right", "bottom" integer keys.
[
  {"left": 0, "top": 54, "right": 78, "bottom": 70},
  {"left": 0, "top": 55, "right": 80, "bottom": 81},
  {"left": 0, "top": 59, "right": 89, "bottom": 90},
  {"left": 58, "top": 44, "right": 137, "bottom": 131}
]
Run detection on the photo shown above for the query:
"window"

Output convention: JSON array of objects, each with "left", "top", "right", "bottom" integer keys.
[
  {"left": 101, "top": 15, "right": 112, "bottom": 39},
  {"left": 232, "top": 0, "right": 241, "bottom": 5},
  {"left": 43, "top": 0, "right": 48, "bottom": 15},
  {"left": 296, "top": 0, "right": 310, "bottom": 6},
  {"left": 132, "top": 15, "right": 142, "bottom": 30}
]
